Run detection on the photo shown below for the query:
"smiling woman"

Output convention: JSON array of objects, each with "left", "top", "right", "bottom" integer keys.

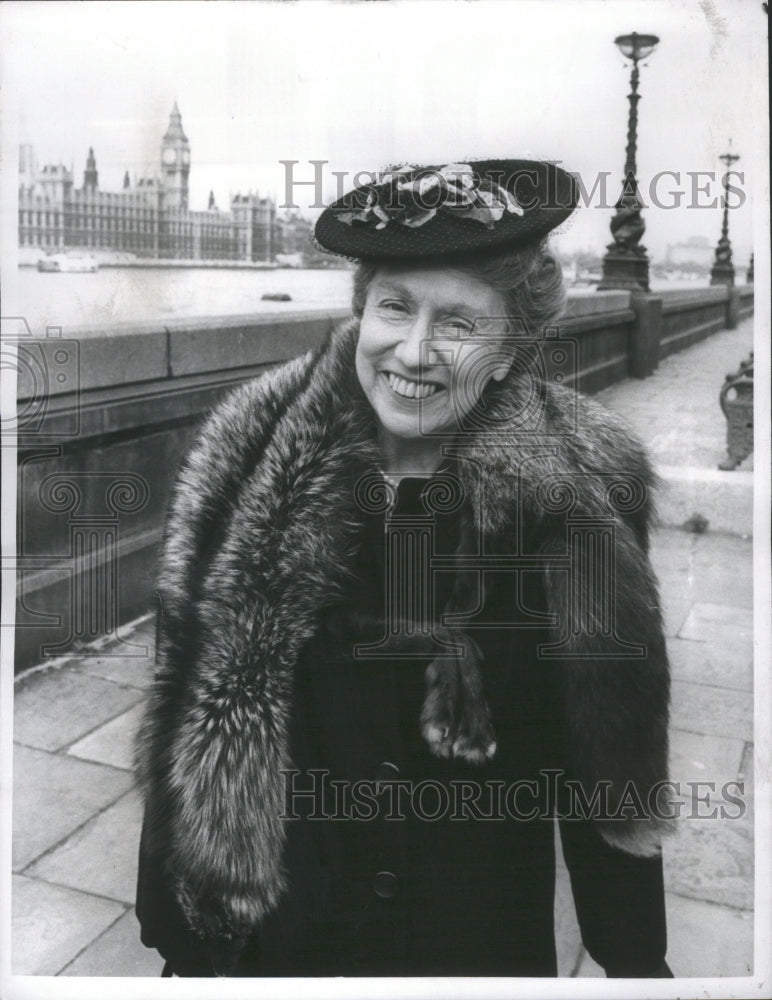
[
  {"left": 135, "top": 159, "right": 674, "bottom": 978},
  {"left": 352, "top": 246, "right": 566, "bottom": 474},
  {"left": 355, "top": 267, "right": 513, "bottom": 471}
]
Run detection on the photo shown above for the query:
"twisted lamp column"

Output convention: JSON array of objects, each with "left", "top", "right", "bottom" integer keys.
[{"left": 599, "top": 32, "right": 659, "bottom": 292}]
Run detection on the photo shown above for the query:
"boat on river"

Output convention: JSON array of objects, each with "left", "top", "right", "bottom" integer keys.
[{"left": 38, "top": 253, "right": 99, "bottom": 273}]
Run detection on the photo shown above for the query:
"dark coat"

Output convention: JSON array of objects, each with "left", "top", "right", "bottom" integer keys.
[{"left": 135, "top": 319, "right": 672, "bottom": 976}]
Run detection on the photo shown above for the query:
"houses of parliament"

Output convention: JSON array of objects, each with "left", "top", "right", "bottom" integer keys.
[{"left": 18, "top": 104, "right": 313, "bottom": 263}]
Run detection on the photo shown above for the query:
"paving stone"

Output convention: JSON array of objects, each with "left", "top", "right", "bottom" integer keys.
[
  {"left": 67, "top": 701, "right": 147, "bottom": 771},
  {"left": 650, "top": 528, "right": 696, "bottom": 561},
  {"left": 692, "top": 531, "right": 754, "bottom": 570},
  {"left": 26, "top": 787, "right": 143, "bottom": 904},
  {"left": 667, "top": 636, "right": 753, "bottom": 692},
  {"left": 670, "top": 679, "right": 753, "bottom": 740},
  {"left": 651, "top": 533, "right": 753, "bottom": 620},
  {"left": 669, "top": 729, "right": 746, "bottom": 803},
  {"left": 663, "top": 810, "right": 753, "bottom": 911},
  {"left": 658, "top": 570, "right": 752, "bottom": 618},
  {"left": 60, "top": 907, "right": 165, "bottom": 976},
  {"left": 686, "top": 565, "right": 753, "bottom": 609},
  {"left": 12, "top": 874, "right": 125, "bottom": 975},
  {"left": 14, "top": 666, "right": 145, "bottom": 752},
  {"left": 597, "top": 320, "right": 754, "bottom": 474},
  {"left": 678, "top": 602, "right": 754, "bottom": 645},
  {"left": 77, "top": 652, "right": 155, "bottom": 690},
  {"left": 650, "top": 532, "right": 696, "bottom": 574},
  {"left": 664, "top": 893, "right": 753, "bottom": 977},
  {"left": 660, "top": 597, "right": 694, "bottom": 640},
  {"left": 655, "top": 560, "right": 692, "bottom": 593},
  {"left": 655, "top": 559, "right": 693, "bottom": 592},
  {"left": 13, "top": 745, "right": 134, "bottom": 870}
]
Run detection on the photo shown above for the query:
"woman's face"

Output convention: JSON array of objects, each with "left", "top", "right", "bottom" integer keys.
[{"left": 356, "top": 266, "right": 513, "bottom": 448}]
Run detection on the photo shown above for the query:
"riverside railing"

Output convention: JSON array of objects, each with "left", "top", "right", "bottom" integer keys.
[{"left": 11, "top": 283, "right": 753, "bottom": 670}]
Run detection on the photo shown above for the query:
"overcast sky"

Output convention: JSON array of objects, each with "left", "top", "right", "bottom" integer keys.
[{"left": 1, "top": 0, "right": 766, "bottom": 260}]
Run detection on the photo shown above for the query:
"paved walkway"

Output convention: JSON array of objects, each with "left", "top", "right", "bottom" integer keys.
[
  {"left": 597, "top": 317, "right": 754, "bottom": 536},
  {"left": 10, "top": 318, "right": 756, "bottom": 979}
]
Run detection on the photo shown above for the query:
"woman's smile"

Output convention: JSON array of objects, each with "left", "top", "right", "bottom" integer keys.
[{"left": 383, "top": 371, "right": 442, "bottom": 400}]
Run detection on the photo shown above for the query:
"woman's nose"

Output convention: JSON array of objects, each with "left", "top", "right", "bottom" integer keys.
[{"left": 393, "top": 313, "right": 431, "bottom": 370}]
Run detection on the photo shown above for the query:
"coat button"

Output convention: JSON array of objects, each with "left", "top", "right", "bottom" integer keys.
[
  {"left": 372, "top": 870, "right": 399, "bottom": 899},
  {"left": 374, "top": 761, "right": 400, "bottom": 785}
]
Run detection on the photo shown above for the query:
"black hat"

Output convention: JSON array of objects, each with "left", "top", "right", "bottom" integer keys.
[{"left": 314, "top": 159, "right": 578, "bottom": 260}]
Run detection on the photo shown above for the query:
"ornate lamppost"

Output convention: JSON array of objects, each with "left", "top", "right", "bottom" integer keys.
[
  {"left": 598, "top": 32, "right": 659, "bottom": 292},
  {"left": 710, "top": 143, "right": 741, "bottom": 286}
]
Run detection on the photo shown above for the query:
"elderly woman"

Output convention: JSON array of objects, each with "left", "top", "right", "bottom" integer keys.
[{"left": 136, "top": 160, "right": 673, "bottom": 978}]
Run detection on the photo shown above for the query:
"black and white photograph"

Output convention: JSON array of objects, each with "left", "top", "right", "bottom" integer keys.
[{"left": 0, "top": 1, "right": 769, "bottom": 996}]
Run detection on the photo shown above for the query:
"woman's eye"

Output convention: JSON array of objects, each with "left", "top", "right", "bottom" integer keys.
[
  {"left": 379, "top": 300, "right": 409, "bottom": 313},
  {"left": 434, "top": 319, "right": 473, "bottom": 337}
]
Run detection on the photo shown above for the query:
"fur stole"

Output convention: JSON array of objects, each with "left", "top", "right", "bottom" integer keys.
[{"left": 136, "top": 318, "right": 671, "bottom": 945}]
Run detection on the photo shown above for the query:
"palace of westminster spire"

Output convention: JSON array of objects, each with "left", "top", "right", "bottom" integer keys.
[{"left": 19, "top": 105, "right": 313, "bottom": 263}]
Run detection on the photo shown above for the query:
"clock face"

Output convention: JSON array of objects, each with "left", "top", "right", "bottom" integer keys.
[{"left": 162, "top": 147, "right": 176, "bottom": 166}]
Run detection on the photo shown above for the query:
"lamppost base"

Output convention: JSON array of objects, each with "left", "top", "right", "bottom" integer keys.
[
  {"left": 597, "top": 250, "right": 650, "bottom": 292},
  {"left": 710, "top": 263, "right": 735, "bottom": 287}
]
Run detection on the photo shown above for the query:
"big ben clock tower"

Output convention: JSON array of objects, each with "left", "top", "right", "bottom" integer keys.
[{"left": 160, "top": 102, "right": 190, "bottom": 209}]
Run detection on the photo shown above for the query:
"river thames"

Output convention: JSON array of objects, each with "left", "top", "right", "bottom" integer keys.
[
  {"left": 12, "top": 264, "right": 706, "bottom": 335},
  {"left": 13, "top": 266, "right": 356, "bottom": 334}
]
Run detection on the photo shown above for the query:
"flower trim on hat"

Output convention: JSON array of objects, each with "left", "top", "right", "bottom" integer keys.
[{"left": 335, "top": 163, "right": 525, "bottom": 231}]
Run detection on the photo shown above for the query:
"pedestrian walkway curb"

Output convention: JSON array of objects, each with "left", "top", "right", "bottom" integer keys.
[{"left": 657, "top": 466, "right": 753, "bottom": 536}]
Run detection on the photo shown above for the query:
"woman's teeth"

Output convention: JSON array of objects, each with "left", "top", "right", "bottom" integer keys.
[{"left": 386, "top": 372, "right": 439, "bottom": 399}]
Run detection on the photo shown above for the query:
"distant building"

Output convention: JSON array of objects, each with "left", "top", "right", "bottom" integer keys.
[
  {"left": 276, "top": 211, "right": 314, "bottom": 255},
  {"left": 231, "top": 192, "right": 277, "bottom": 262},
  {"left": 665, "top": 235, "right": 713, "bottom": 270},
  {"left": 19, "top": 105, "right": 311, "bottom": 263},
  {"left": 160, "top": 102, "right": 190, "bottom": 211}
]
